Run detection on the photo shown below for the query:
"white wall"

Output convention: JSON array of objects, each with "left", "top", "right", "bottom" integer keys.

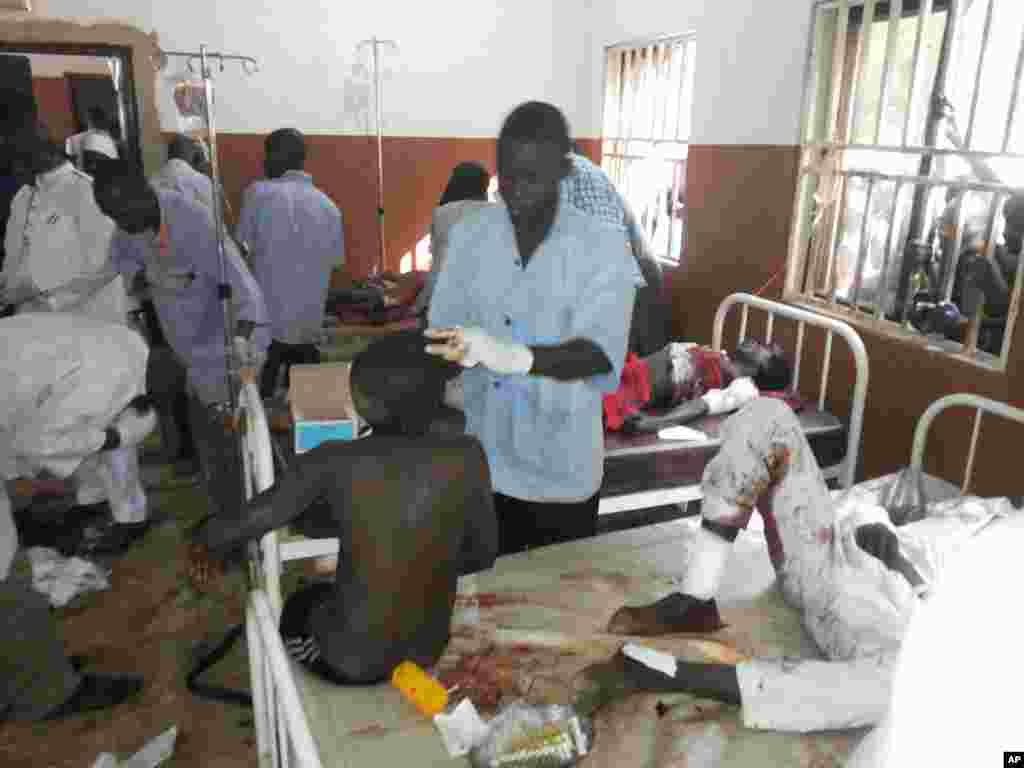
[
  {"left": 587, "top": 0, "right": 815, "bottom": 144},
  {"left": 38, "top": 0, "right": 588, "bottom": 137}
]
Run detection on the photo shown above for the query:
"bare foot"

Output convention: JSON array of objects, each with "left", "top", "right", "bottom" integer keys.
[{"left": 607, "top": 593, "right": 726, "bottom": 636}]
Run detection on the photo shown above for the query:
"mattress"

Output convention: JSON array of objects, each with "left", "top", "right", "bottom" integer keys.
[{"left": 602, "top": 404, "right": 847, "bottom": 498}]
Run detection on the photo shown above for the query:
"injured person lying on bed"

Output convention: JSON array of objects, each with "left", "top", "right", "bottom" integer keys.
[
  {"left": 603, "top": 339, "right": 793, "bottom": 433},
  {"left": 578, "top": 397, "right": 1014, "bottom": 733},
  {"left": 190, "top": 331, "right": 498, "bottom": 684}
]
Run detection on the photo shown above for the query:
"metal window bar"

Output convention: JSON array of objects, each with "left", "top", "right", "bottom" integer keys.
[
  {"left": 874, "top": 0, "right": 904, "bottom": 143},
  {"left": 793, "top": 0, "right": 1024, "bottom": 367},
  {"left": 963, "top": 0, "right": 996, "bottom": 150}
]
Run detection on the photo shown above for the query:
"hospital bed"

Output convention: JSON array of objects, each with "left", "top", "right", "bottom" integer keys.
[
  {"left": 240, "top": 390, "right": 1024, "bottom": 768},
  {"left": 599, "top": 292, "right": 868, "bottom": 514}
]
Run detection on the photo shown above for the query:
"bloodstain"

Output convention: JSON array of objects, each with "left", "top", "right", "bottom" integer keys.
[{"left": 348, "top": 724, "right": 388, "bottom": 738}]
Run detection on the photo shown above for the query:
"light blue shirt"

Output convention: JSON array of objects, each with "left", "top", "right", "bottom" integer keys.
[
  {"left": 429, "top": 204, "right": 642, "bottom": 502},
  {"left": 149, "top": 158, "right": 214, "bottom": 209},
  {"left": 237, "top": 171, "right": 344, "bottom": 345},
  {"left": 111, "top": 188, "right": 270, "bottom": 405}
]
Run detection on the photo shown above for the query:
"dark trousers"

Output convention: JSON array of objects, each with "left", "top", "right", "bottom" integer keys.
[
  {"left": 493, "top": 492, "right": 600, "bottom": 556},
  {"left": 147, "top": 345, "right": 195, "bottom": 463},
  {"left": 260, "top": 340, "right": 321, "bottom": 399},
  {"left": 188, "top": 395, "right": 245, "bottom": 523},
  {"left": 0, "top": 554, "right": 79, "bottom": 721}
]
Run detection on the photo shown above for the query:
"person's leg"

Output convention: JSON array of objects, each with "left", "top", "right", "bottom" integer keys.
[
  {"left": 493, "top": 493, "right": 537, "bottom": 556},
  {"left": 608, "top": 397, "right": 834, "bottom": 634},
  {"left": 0, "top": 567, "right": 81, "bottom": 720},
  {"left": 259, "top": 341, "right": 285, "bottom": 399},
  {"left": 279, "top": 582, "right": 355, "bottom": 685},
  {"left": 531, "top": 493, "right": 599, "bottom": 548},
  {"left": 189, "top": 393, "right": 245, "bottom": 523}
]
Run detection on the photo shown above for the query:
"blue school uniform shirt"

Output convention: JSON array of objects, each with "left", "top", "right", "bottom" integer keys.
[
  {"left": 237, "top": 171, "right": 344, "bottom": 346},
  {"left": 111, "top": 188, "right": 270, "bottom": 405},
  {"left": 429, "top": 203, "right": 642, "bottom": 502}
]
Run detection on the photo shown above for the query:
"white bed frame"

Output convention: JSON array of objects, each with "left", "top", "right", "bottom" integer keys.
[
  {"left": 240, "top": 390, "right": 1024, "bottom": 768},
  {"left": 234, "top": 295, "right": 877, "bottom": 768},
  {"left": 599, "top": 292, "right": 870, "bottom": 515}
]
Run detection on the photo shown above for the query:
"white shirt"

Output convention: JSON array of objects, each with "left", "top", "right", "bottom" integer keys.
[{"left": 2, "top": 162, "right": 125, "bottom": 323}]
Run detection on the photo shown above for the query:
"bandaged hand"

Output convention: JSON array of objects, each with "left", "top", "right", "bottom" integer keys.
[
  {"left": 701, "top": 377, "right": 759, "bottom": 416},
  {"left": 424, "top": 326, "right": 534, "bottom": 375}
]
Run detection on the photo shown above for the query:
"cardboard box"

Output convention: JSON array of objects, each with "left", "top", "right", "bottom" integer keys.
[{"left": 288, "top": 362, "right": 360, "bottom": 454}]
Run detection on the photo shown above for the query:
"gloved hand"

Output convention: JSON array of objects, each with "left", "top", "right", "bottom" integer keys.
[
  {"left": 700, "top": 377, "right": 759, "bottom": 416},
  {"left": 424, "top": 326, "right": 534, "bottom": 375}
]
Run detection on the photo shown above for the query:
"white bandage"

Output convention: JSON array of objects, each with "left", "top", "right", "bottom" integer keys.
[
  {"left": 701, "top": 377, "right": 759, "bottom": 416},
  {"left": 680, "top": 524, "right": 733, "bottom": 600}
]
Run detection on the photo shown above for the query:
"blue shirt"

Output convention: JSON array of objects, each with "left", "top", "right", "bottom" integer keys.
[
  {"left": 150, "top": 158, "right": 214, "bottom": 210},
  {"left": 112, "top": 188, "right": 270, "bottom": 404},
  {"left": 429, "top": 204, "right": 642, "bottom": 502},
  {"left": 238, "top": 171, "right": 344, "bottom": 345}
]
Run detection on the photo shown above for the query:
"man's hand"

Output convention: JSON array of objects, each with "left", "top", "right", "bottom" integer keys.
[{"left": 424, "top": 326, "right": 534, "bottom": 375}]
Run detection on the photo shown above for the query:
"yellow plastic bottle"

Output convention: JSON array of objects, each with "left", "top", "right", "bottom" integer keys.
[{"left": 391, "top": 661, "right": 449, "bottom": 717}]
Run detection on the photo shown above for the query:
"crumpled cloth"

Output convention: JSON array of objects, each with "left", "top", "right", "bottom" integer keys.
[
  {"left": 26, "top": 547, "right": 110, "bottom": 607},
  {"left": 602, "top": 353, "right": 652, "bottom": 430}
]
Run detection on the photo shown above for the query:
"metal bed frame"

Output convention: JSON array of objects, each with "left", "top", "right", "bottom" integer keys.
[
  {"left": 237, "top": 293, "right": 874, "bottom": 767},
  {"left": 598, "top": 292, "right": 869, "bottom": 514}
]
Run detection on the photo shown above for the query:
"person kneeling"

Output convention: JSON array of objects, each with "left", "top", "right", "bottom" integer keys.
[{"left": 191, "top": 331, "right": 498, "bottom": 684}]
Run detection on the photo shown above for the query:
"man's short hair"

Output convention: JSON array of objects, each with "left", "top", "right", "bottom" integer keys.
[
  {"left": 265, "top": 128, "right": 306, "bottom": 171},
  {"left": 350, "top": 331, "right": 461, "bottom": 435},
  {"left": 167, "top": 134, "right": 202, "bottom": 166},
  {"left": 498, "top": 101, "right": 571, "bottom": 155},
  {"left": 93, "top": 162, "right": 156, "bottom": 217}
]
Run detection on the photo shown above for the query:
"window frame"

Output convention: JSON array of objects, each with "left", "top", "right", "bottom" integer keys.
[
  {"left": 785, "top": 0, "right": 1024, "bottom": 372},
  {"left": 599, "top": 31, "right": 697, "bottom": 268}
]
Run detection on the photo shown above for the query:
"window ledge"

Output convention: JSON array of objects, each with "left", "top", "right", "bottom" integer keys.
[{"left": 784, "top": 293, "right": 1007, "bottom": 374}]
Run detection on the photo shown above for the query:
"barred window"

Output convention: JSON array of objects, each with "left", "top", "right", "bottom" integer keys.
[
  {"left": 787, "top": 0, "right": 1024, "bottom": 369},
  {"left": 601, "top": 33, "right": 696, "bottom": 265}
]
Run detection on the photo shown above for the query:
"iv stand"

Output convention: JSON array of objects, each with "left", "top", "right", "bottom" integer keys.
[
  {"left": 158, "top": 45, "right": 259, "bottom": 413},
  {"left": 356, "top": 37, "right": 397, "bottom": 276},
  {"left": 158, "top": 45, "right": 260, "bottom": 708}
]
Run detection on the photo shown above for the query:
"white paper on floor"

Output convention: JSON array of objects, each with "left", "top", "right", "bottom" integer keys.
[
  {"left": 27, "top": 547, "right": 110, "bottom": 607},
  {"left": 89, "top": 725, "right": 178, "bottom": 768}
]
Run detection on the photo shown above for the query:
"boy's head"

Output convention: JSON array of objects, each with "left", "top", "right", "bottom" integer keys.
[{"left": 349, "top": 331, "right": 462, "bottom": 435}]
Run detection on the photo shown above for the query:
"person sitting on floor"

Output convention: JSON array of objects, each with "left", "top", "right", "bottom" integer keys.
[
  {"left": 237, "top": 128, "right": 344, "bottom": 399},
  {"left": 190, "top": 330, "right": 498, "bottom": 684},
  {"left": 578, "top": 397, "right": 1013, "bottom": 734},
  {"left": 0, "top": 313, "right": 155, "bottom": 721}
]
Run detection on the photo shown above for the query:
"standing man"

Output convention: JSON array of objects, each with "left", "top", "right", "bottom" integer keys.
[
  {"left": 95, "top": 168, "right": 270, "bottom": 524},
  {"left": 427, "top": 101, "right": 642, "bottom": 554},
  {"left": 238, "top": 128, "right": 344, "bottom": 398}
]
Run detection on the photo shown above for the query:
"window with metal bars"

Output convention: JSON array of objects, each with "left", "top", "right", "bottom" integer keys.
[
  {"left": 601, "top": 33, "right": 696, "bottom": 266},
  {"left": 787, "top": 0, "right": 1024, "bottom": 369}
]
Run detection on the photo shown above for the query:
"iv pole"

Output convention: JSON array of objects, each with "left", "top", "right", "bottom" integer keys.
[
  {"left": 157, "top": 45, "right": 260, "bottom": 707},
  {"left": 356, "top": 37, "right": 397, "bottom": 276},
  {"left": 157, "top": 45, "right": 259, "bottom": 413}
]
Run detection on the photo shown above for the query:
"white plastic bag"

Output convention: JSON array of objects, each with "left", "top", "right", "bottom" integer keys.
[{"left": 470, "top": 702, "right": 594, "bottom": 768}]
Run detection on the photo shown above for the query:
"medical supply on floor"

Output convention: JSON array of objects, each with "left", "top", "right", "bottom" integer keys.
[
  {"left": 434, "top": 698, "right": 490, "bottom": 757},
  {"left": 471, "top": 703, "right": 594, "bottom": 768},
  {"left": 392, "top": 660, "right": 449, "bottom": 717}
]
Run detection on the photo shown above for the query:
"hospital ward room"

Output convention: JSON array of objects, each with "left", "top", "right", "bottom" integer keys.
[{"left": 3, "top": 1, "right": 1024, "bottom": 766}]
